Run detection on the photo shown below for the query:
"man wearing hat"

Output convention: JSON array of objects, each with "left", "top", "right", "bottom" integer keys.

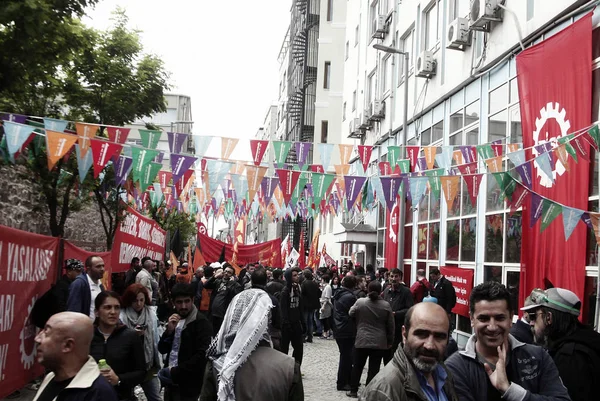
[{"left": 522, "top": 288, "right": 600, "bottom": 401}]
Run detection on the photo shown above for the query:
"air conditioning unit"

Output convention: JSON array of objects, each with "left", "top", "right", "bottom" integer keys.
[
  {"left": 370, "top": 100, "right": 385, "bottom": 120},
  {"left": 470, "top": 0, "right": 502, "bottom": 31},
  {"left": 371, "top": 15, "right": 388, "bottom": 39},
  {"left": 359, "top": 112, "right": 372, "bottom": 129},
  {"left": 416, "top": 51, "right": 436, "bottom": 78},
  {"left": 447, "top": 17, "right": 471, "bottom": 50},
  {"left": 348, "top": 118, "right": 363, "bottom": 138}
]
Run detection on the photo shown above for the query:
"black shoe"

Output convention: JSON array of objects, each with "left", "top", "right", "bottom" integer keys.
[
  {"left": 346, "top": 391, "right": 358, "bottom": 398},
  {"left": 337, "top": 385, "right": 351, "bottom": 391},
  {"left": 306, "top": 337, "right": 313, "bottom": 343}
]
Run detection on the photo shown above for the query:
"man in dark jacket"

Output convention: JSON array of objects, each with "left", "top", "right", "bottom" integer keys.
[
  {"left": 158, "top": 283, "right": 213, "bottom": 401},
  {"left": 251, "top": 268, "right": 282, "bottom": 350},
  {"left": 429, "top": 268, "right": 456, "bottom": 314},
  {"left": 266, "top": 268, "right": 285, "bottom": 297},
  {"left": 446, "top": 282, "right": 570, "bottom": 401},
  {"left": 67, "top": 256, "right": 106, "bottom": 319},
  {"left": 280, "top": 268, "right": 304, "bottom": 366},
  {"left": 33, "top": 312, "right": 117, "bottom": 401},
  {"left": 509, "top": 295, "right": 534, "bottom": 344},
  {"left": 382, "top": 268, "right": 414, "bottom": 364},
  {"left": 203, "top": 264, "right": 242, "bottom": 335},
  {"left": 333, "top": 275, "right": 357, "bottom": 391},
  {"left": 359, "top": 302, "right": 458, "bottom": 401},
  {"left": 300, "top": 269, "right": 321, "bottom": 343},
  {"left": 522, "top": 287, "right": 600, "bottom": 401}
]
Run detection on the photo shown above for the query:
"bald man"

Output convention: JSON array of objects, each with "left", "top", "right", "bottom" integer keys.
[
  {"left": 358, "top": 303, "right": 458, "bottom": 401},
  {"left": 33, "top": 312, "right": 117, "bottom": 401}
]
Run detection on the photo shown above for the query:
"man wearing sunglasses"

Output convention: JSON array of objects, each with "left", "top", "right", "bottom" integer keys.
[{"left": 521, "top": 287, "right": 600, "bottom": 401}]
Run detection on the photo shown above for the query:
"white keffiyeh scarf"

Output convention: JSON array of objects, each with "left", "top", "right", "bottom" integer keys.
[{"left": 205, "top": 289, "right": 273, "bottom": 401}]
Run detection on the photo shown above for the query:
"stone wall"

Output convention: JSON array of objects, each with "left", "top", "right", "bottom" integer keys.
[{"left": 0, "top": 163, "right": 109, "bottom": 250}]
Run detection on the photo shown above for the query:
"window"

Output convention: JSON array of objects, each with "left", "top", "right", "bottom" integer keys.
[
  {"left": 367, "top": 73, "right": 376, "bottom": 109},
  {"left": 321, "top": 121, "right": 328, "bottom": 143},
  {"left": 370, "top": 1, "right": 379, "bottom": 36},
  {"left": 352, "top": 90, "right": 357, "bottom": 111},
  {"left": 355, "top": 24, "right": 360, "bottom": 46},
  {"left": 399, "top": 28, "right": 414, "bottom": 81},
  {"left": 382, "top": 56, "right": 390, "bottom": 95},
  {"left": 324, "top": 61, "right": 331, "bottom": 89},
  {"left": 327, "top": 0, "right": 334, "bottom": 22},
  {"left": 424, "top": 0, "right": 441, "bottom": 50},
  {"left": 448, "top": 0, "right": 465, "bottom": 22},
  {"left": 379, "top": 0, "right": 389, "bottom": 15}
]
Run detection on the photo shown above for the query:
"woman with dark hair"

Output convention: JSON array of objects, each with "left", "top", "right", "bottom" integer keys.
[
  {"left": 319, "top": 274, "right": 334, "bottom": 339},
  {"left": 120, "top": 284, "right": 161, "bottom": 401},
  {"left": 346, "top": 281, "right": 395, "bottom": 398},
  {"left": 90, "top": 291, "right": 146, "bottom": 401}
]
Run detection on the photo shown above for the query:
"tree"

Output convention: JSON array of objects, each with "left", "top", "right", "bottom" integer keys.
[
  {"left": 149, "top": 202, "right": 197, "bottom": 245},
  {"left": 64, "top": 8, "right": 170, "bottom": 126}
]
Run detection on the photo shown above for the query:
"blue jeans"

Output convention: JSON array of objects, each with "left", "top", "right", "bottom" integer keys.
[
  {"left": 314, "top": 310, "right": 323, "bottom": 334},
  {"left": 141, "top": 376, "right": 161, "bottom": 401},
  {"left": 303, "top": 308, "right": 317, "bottom": 339}
]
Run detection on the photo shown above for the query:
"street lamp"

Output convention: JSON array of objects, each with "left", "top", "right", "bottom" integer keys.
[{"left": 373, "top": 43, "right": 411, "bottom": 279}]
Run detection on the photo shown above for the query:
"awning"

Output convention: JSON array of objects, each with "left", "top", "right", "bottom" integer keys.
[{"left": 333, "top": 223, "right": 377, "bottom": 244}]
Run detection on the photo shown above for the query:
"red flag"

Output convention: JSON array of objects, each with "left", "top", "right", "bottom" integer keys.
[
  {"left": 276, "top": 169, "right": 301, "bottom": 206},
  {"left": 90, "top": 138, "right": 122, "bottom": 178},
  {"left": 385, "top": 199, "right": 400, "bottom": 269},
  {"left": 517, "top": 14, "right": 592, "bottom": 313},
  {"left": 250, "top": 139, "right": 269, "bottom": 166},
  {"left": 298, "top": 230, "right": 306, "bottom": 269},
  {"left": 106, "top": 126, "right": 130, "bottom": 144},
  {"left": 357, "top": 145, "right": 373, "bottom": 173},
  {"left": 406, "top": 146, "right": 420, "bottom": 172},
  {"left": 379, "top": 161, "right": 392, "bottom": 176}
]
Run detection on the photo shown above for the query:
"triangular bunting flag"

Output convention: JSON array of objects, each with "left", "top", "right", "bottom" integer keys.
[
  {"left": 440, "top": 176, "right": 460, "bottom": 210},
  {"left": 250, "top": 139, "right": 269, "bottom": 166},
  {"left": 246, "top": 165, "right": 268, "bottom": 202},
  {"left": 106, "top": 126, "right": 130, "bottom": 144},
  {"left": 3, "top": 121, "right": 34, "bottom": 157},
  {"left": 295, "top": 142, "right": 312, "bottom": 170},
  {"left": 463, "top": 174, "right": 483, "bottom": 208},
  {"left": 276, "top": 169, "right": 301, "bottom": 205},
  {"left": 114, "top": 155, "right": 133, "bottom": 186},
  {"left": 424, "top": 169, "right": 443, "bottom": 200},
  {"left": 75, "top": 122, "right": 98, "bottom": 156},
  {"left": 379, "top": 177, "right": 403, "bottom": 210},
  {"left": 131, "top": 147, "right": 160, "bottom": 183},
  {"left": 139, "top": 129, "right": 162, "bottom": 149},
  {"left": 273, "top": 141, "right": 293, "bottom": 167},
  {"left": 193, "top": 135, "right": 213, "bottom": 158},
  {"left": 221, "top": 137, "right": 239, "bottom": 160},
  {"left": 90, "top": 138, "right": 122, "bottom": 178},
  {"left": 508, "top": 183, "right": 530, "bottom": 216},
  {"left": 158, "top": 171, "right": 172, "bottom": 191},
  {"left": 261, "top": 177, "right": 279, "bottom": 205},
  {"left": 409, "top": 176, "right": 428, "bottom": 205},
  {"left": 43, "top": 117, "right": 69, "bottom": 133},
  {"left": 317, "top": 143, "right": 334, "bottom": 171},
  {"left": 357, "top": 145, "right": 373, "bottom": 173},
  {"left": 540, "top": 200, "right": 562, "bottom": 233},
  {"left": 515, "top": 162, "right": 534, "bottom": 189},
  {"left": 45, "top": 130, "right": 78, "bottom": 170},
  {"left": 561, "top": 206, "right": 583, "bottom": 241},
  {"left": 406, "top": 146, "right": 420, "bottom": 172},
  {"left": 529, "top": 193, "right": 544, "bottom": 228},
  {"left": 171, "top": 153, "right": 198, "bottom": 185},
  {"left": 423, "top": 147, "right": 436, "bottom": 170},
  {"left": 344, "top": 176, "right": 367, "bottom": 208},
  {"left": 75, "top": 144, "right": 93, "bottom": 183},
  {"left": 485, "top": 156, "right": 503, "bottom": 173},
  {"left": 338, "top": 144, "right": 354, "bottom": 165}
]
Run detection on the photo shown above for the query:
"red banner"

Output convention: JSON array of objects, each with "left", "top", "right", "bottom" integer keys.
[
  {"left": 198, "top": 232, "right": 282, "bottom": 268},
  {"left": 385, "top": 200, "right": 400, "bottom": 269},
  {"left": 64, "top": 241, "right": 112, "bottom": 290},
  {"left": 0, "top": 225, "right": 60, "bottom": 399},
  {"left": 440, "top": 266, "right": 474, "bottom": 318},
  {"left": 111, "top": 206, "right": 166, "bottom": 273},
  {"left": 517, "top": 14, "right": 592, "bottom": 310}
]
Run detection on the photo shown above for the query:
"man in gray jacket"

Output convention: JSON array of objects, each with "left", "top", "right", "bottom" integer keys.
[
  {"left": 359, "top": 302, "right": 458, "bottom": 401},
  {"left": 445, "top": 282, "right": 571, "bottom": 401}
]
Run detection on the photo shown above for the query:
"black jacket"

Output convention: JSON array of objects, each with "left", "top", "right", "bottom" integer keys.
[
  {"left": 280, "top": 269, "right": 304, "bottom": 326},
  {"left": 301, "top": 279, "right": 321, "bottom": 310},
  {"left": 266, "top": 279, "right": 285, "bottom": 297},
  {"left": 158, "top": 309, "right": 213, "bottom": 399},
  {"left": 549, "top": 325, "right": 600, "bottom": 401},
  {"left": 431, "top": 276, "right": 456, "bottom": 313},
  {"left": 332, "top": 287, "right": 357, "bottom": 339},
  {"left": 510, "top": 318, "right": 534, "bottom": 344},
  {"left": 89, "top": 325, "right": 145, "bottom": 400},
  {"left": 204, "top": 276, "right": 242, "bottom": 318},
  {"left": 382, "top": 284, "right": 414, "bottom": 332}
]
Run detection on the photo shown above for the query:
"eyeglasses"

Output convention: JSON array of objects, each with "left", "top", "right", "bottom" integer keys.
[{"left": 528, "top": 311, "right": 544, "bottom": 321}]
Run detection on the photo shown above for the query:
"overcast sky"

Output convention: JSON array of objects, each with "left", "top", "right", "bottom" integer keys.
[{"left": 84, "top": 0, "right": 291, "bottom": 160}]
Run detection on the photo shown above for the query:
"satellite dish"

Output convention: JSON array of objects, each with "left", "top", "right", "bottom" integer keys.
[{"left": 470, "top": 0, "right": 480, "bottom": 21}]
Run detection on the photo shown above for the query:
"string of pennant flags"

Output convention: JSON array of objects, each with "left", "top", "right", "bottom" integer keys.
[{"left": 2, "top": 112, "right": 600, "bottom": 245}]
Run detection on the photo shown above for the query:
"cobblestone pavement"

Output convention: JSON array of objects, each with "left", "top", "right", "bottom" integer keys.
[{"left": 3, "top": 337, "right": 371, "bottom": 401}]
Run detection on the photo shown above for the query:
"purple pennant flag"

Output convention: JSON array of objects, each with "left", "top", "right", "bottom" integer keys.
[
  {"left": 379, "top": 177, "right": 402, "bottom": 210},
  {"left": 171, "top": 185, "right": 179, "bottom": 199},
  {"left": 529, "top": 193, "right": 544, "bottom": 228},
  {"left": 114, "top": 155, "right": 133, "bottom": 186},
  {"left": 344, "top": 176, "right": 367, "bottom": 208},
  {"left": 154, "top": 151, "right": 165, "bottom": 164},
  {"left": 515, "top": 162, "right": 534, "bottom": 189},
  {"left": 295, "top": 142, "right": 312, "bottom": 169},
  {"left": 581, "top": 212, "right": 593, "bottom": 229},
  {"left": 1, "top": 113, "right": 27, "bottom": 124},
  {"left": 459, "top": 146, "right": 474, "bottom": 164},
  {"left": 211, "top": 197, "right": 217, "bottom": 211},
  {"left": 261, "top": 177, "right": 279, "bottom": 205},
  {"left": 299, "top": 201, "right": 308, "bottom": 220},
  {"left": 171, "top": 153, "right": 198, "bottom": 185},
  {"left": 416, "top": 156, "right": 427, "bottom": 171},
  {"left": 168, "top": 132, "right": 189, "bottom": 154},
  {"left": 176, "top": 201, "right": 183, "bottom": 213}
]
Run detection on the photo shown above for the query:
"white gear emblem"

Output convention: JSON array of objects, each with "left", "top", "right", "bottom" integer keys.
[
  {"left": 531, "top": 102, "right": 571, "bottom": 188},
  {"left": 388, "top": 204, "right": 398, "bottom": 243},
  {"left": 20, "top": 296, "right": 38, "bottom": 369}
]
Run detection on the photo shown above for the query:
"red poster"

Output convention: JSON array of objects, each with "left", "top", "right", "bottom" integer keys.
[
  {"left": 64, "top": 241, "right": 112, "bottom": 290},
  {"left": 198, "top": 232, "right": 282, "bottom": 268},
  {"left": 111, "top": 206, "right": 166, "bottom": 273},
  {"left": 385, "top": 200, "right": 399, "bottom": 268},
  {"left": 517, "top": 14, "right": 592, "bottom": 310},
  {"left": 440, "top": 266, "right": 474, "bottom": 318},
  {"left": 0, "top": 225, "right": 60, "bottom": 399}
]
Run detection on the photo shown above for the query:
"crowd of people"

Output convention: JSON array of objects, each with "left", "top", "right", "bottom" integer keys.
[{"left": 28, "top": 254, "right": 600, "bottom": 401}]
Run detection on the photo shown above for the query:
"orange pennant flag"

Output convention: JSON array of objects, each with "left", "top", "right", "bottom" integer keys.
[
  {"left": 506, "top": 143, "right": 520, "bottom": 154},
  {"left": 554, "top": 144, "right": 570, "bottom": 172},
  {"left": 246, "top": 165, "right": 268, "bottom": 203},
  {"left": 75, "top": 122, "right": 98, "bottom": 156},
  {"left": 589, "top": 213, "right": 600, "bottom": 246},
  {"left": 452, "top": 150, "right": 464, "bottom": 166},
  {"left": 423, "top": 147, "right": 436, "bottom": 170},
  {"left": 46, "top": 130, "right": 79, "bottom": 170},
  {"left": 440, "top": 176, "right": 461, "bottom": 210},
  {"left": 221, "top": 137, "right": 239, "bottom": 160},
  {"left": 485, "top": 156, "right": 503, "bottom": 173},
  {"left": 338, "top": 144, "right": 354, "bottom": 165}
]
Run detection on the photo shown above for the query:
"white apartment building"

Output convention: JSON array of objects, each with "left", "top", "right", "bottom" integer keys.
[{"left": 343, "top": 0, "right": 600, "bottom": 342}]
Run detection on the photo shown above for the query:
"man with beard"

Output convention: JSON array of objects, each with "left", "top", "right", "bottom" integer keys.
[
  {"left": 359, "top": 302, "right": 458, "bottom": 401},
  {"left": 158, "top": 284, "right": 213, "bottom": 401},
  {"left": 521, "top": 287, "right": 600, "bottom": 401},
  {"left": 204, "top": 264, "right": 242, "bottom": 335},
  {"left": 67, "top": 256, "right": 106, "bottom": 319},
  {"left": 33, "top": 312, "right": 117, "bottom": 401},
  {"left": 445, "top": 282, "right": 570, "bottom": 401},
  {"left": 280, "top": 268, "right": 305, "bottom": 366},
  {"left": 382, "top": 268, "right": 414, "bottom": 364}
]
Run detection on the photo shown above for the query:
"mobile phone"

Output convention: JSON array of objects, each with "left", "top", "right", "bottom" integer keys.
[{"left": 136, "top": 324, "right": 148, "bottom": 330}]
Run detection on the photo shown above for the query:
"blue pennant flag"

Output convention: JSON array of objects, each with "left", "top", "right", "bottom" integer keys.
[
  {"left": 3, "top": 121, "right": 34, "bottom": 157},
  {"left": 409, "top": 176, "right": 429, "bottom": 205},
  {"left": 562, "top": 207, "right": 583, "bottom": 241},
  {"left": 43, "top": 117, "right": 69, "bottom": 133},
  {"left": 317, "top": 143, "right": 334, "bottom": 172},
  {"left": 75, "top": 144, "right": 93, "bottom": 183}
]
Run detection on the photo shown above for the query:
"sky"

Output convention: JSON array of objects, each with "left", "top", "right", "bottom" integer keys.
[{"left": 84, "top": 0, "right": 291, "bottom": 160}]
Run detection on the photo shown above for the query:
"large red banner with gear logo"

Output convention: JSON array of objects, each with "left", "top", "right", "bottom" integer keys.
[
  {"left": 384, "top": 199, "right": 399, "bottom": 269},
  {"left": 517, "top": 14, "right": 592, "bottom": 310},
  {"left": 0, "top": 224, "right": 59, "bottom": 399}
]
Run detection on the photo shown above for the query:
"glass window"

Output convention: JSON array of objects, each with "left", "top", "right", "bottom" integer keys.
[
  {"left": 484, "top": 265, "right": 503, "bottom": 283},
  {"left": 424, "top": 0, "right": 441, "bottom": 50},
  {"left": 421, "top": 128, "right": 432, "bottom": 146},
  {"left": 432, "top": 121, "right": 443, "bottom": 143},
  {"left": 345, "top": 41, "right": 349, "bottom": 60},
  {"left": 586, "top": 200, "right": 599, "bottom": 266},
  {"left": 379, "top": 204, "right": 386, "bottom": 227},
  {"left": 489, "top": 110, "right": 508, "bottom": 143},
  {"left": 506, "top": 212, "right": 522, "bottom": 263},
  {"left": 327, "top": 0, "right": 334, "bottom": 21},
  {"left": 431, "top": 193, "right": 441, "bottom": 220},
  {"left": 419, "top": 191, "right": 430, "bottom": 221},
  {"left": 509, "top": 78, "right": 519, "bottom": 103},
  {"left": 489, "top": 83, "right": 509, "bottom": 114},
  {"left": 429, "top": 222, "right": 440, "bottom": 259},
  {"left": 485, "top": 214, "right": 504, "bottom": 262},
  {"left": 446, "top": 220, "right": 460, "bottom": 261},
  {"left": 465, "top": 100, "right": 480, "bottom": 125},
  {"left": 589, "top": 150, "right": 598, "bottom": 196},
  {"left": 449, "top": 132, "right": 462, "bottom": 146},
  {"left": 487, "top": 174, "right": 504, "bottom": 212},
  {"left": 450, "top": 109, "right": 463, "bottom": 133},
  {"left": 461, "top": 218, "right": 476, "bottom": 261},
  {"left": 417, "top": 224, "right": 428, "bottom": 259},
  {"left": 509, "top": 106, "right": 522, "bottom": 144},
  {"left": 466, "top": 127, "right": 479, "bottom": 145},
  {"left": 377, "top": 229, "right": 385, "bottom": 261},
  {"left": 382, "top": 56, "right": 390, "bottom": 94},
  {"left": 324, "top": 61, "right": 331, "bottom": 89},
  {"left": 404, "top": 225, "right": 413, "bottom": 259}
]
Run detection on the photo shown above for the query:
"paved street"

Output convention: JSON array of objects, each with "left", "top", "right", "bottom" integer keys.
[{"left": 3, "top": 337, "right": 371, "bottom": 401}]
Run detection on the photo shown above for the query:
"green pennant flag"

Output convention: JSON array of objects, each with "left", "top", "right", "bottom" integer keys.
[
  {"left": 291, "top": 173, "right": 309, "bottom": 205},
  {"left": 398, "top": 159, "right": 410, "bottom": 174},
  {"left": 312, "top": 173, "right": 335, "bottom": 206},
  {"left": 476, "top": 144, "right": 494, "bottom": 160},
  {"left": 558, "top": 135, "right": 577, "bottom": 163},
  {"left": 387, "top": 146, "right": 401, "bottom": 168},
  {"left": 225, "top": 198, "right": 234, "bottom": 220},
  {"left": 492, "top": 172, "right": 517, "bottom": 201},
  {"left": 540, "top": 199, "right": 562, "bottom": 233},
  {"left": 140, "top": 162, "right": 162, "bottom": 192},
  {"left": 272, "top": 141, "right": 293, "bottom": 167},
  {"left": 424, "top": 168, "right": 443, "bottom": 200},
  {"left": 131, "top": 147, "right": 160, "bottom": 183},
  {"left": 588, "top": 125, "right": 600, "bottom": 149},
  {"left": 189, "top": 198, "right": 198, "bottom": 215},
  {"left": 149, "top": 190, "right": 159, "bottom": 207},
  {"left": 139, "top": 129, "right": 162, "bottom": 149}
]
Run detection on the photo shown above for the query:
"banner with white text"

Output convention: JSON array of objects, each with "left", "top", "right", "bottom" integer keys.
[
  {"left": 111, "top": 206, "right": 166, "bottom": 273},
  {"left": 0, "top": 224, "right": 59, "bottom": 399},
  {"left": 440, "top": 266, "right": 474, "bottom": 318}
]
